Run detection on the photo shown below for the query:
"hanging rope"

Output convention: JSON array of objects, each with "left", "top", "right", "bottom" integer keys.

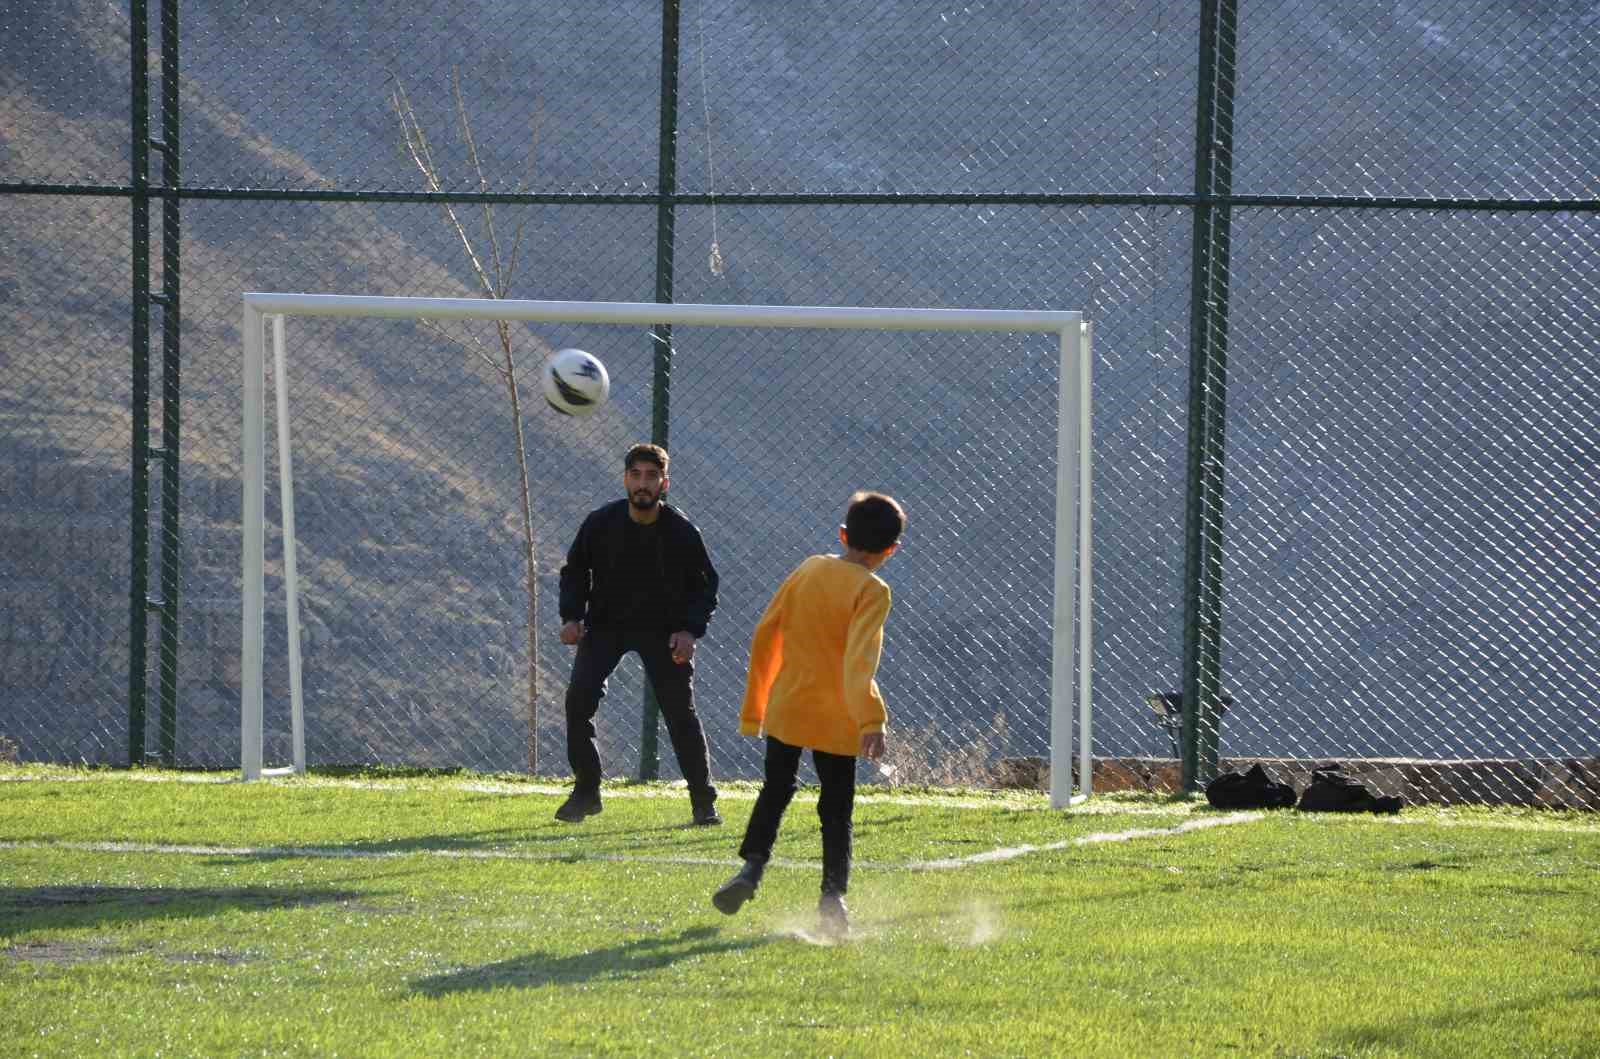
[{"left": 698, "top": 0, "right": 724, "bottom": 276}]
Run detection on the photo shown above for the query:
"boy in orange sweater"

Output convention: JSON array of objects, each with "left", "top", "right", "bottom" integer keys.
[{"left": 711, "top": 491, "right": 906, "bottom": 938}]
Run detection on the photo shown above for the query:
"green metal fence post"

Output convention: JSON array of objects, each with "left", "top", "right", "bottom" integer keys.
[
  {"left": 1195, "top": 0, "right": 1237, "bottom": 789},
  {"left": 128, "top": 0, "right": 152, "bottom": 767},
  {"left": 640, "top": 0, "right": 683, "bottom": 781},
  {"left": 1180, "top": 0, "right": 1239, "bottom": 791},
  {"left": 153, "top": 0, "right": 182, "bottom": 764}
]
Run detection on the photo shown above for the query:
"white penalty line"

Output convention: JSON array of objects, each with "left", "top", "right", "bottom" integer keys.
[
  {"left": 890, "top": 811, "right": 1262, "bottom": 870},
  {"left": 0, "top": 813, "right": 1261, "bottom": 874}
]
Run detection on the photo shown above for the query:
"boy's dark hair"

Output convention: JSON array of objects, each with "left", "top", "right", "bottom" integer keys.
[
  {"left": 624, "top": 443, "right": 669, "bottom": 474},
  {"left": 843, "top": 491, "right": 906, "bottom": 554}
]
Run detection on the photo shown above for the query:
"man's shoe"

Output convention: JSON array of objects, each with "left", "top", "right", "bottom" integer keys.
[
  {"left": 818, "top": 892, "right": 850, "bottom": 939},
  {"left": 690, "top": 789, "right": 723, "bottom": 826},
  {"left": 554, "top": 788, "right": 602, "bottom": 823},
  {"left": 711, "top": 860, "right": 763, "bottom": 915}
]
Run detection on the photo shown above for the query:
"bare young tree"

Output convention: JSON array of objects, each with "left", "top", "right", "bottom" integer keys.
[{"left": 390, "top": 69, "right": 546, "bottom": 772}]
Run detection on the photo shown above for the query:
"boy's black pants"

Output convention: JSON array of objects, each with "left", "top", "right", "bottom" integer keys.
[
  {"left": 738, "top": 735, "right": 857, "bottom": 896},
  {"left": 564, "top": 623, "right": 713, "bottom": 796}
]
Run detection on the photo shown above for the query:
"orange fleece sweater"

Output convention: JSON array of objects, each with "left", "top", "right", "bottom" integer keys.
[{"left": 738, "top": 554, "right": 892, "bottom": 757}]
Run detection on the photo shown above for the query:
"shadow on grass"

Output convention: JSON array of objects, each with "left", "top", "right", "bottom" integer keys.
[
  {"left": 67, "top": 822, "right": 744, "bottom": 868},
  {"left": 411, "top": 925, "right": 771, "bottom": 994},
  {"left": 347, "top": 821, "right": 736, "bottom": 858},
  {"left": 0, "top": 884, "right": 364, "bottom": 933},
  {"left": 1330, "top": 986, "right": 1600, "bottom": 1052},
  {"left": 284, "top": 823, "right": 696, "bottom": 854}
]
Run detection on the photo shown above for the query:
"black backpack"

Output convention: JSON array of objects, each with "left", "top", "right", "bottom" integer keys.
[
  {"left": 1205, "top": 763, "right": 1297, "bottom": 810},
  {"left": 1296, "top": 765, "right": 1402, "bottom": 814}
]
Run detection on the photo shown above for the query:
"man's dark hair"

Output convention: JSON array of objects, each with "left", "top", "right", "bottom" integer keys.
[
  {"left": 624, "top": 443, "right": 669, "bottom": 474},
  {"left": 843, "top": 491, "right": 906, "bottom": 554}
]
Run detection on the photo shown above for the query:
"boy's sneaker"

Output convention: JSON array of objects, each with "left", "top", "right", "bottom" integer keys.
[
  {"left": 817, "top": 892, "right": 850, "bottom": 940},
  {"left": 690, "top": 788, "right": 723, "bottom": 826},
  {"left": 711, "top": 861, "right": 763, "bottom": 915},
  {"left": 554, "top": 788, "right": 602, "bottom": 823}
]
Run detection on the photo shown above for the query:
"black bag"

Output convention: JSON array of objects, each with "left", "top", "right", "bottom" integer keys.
[
  {"left": 1296, "top": 765, "right": 1402, "bottom": 814},
  {"left": 1205, "top": 763, "right": 1297, "bottom": 810}
]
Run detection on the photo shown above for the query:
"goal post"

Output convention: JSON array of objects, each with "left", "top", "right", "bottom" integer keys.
[{"left": 240, "top": 293, "right": 1094, "bottom": 806}]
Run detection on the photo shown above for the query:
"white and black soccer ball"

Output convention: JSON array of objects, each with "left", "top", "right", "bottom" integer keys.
[{"left": 540, "top": 347, "right": 610, "bottom": 417}]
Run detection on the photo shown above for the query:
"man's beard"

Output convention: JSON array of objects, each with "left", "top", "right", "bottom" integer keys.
[{"left": 629, "top": 489, "right": 660, "bottom": 510}]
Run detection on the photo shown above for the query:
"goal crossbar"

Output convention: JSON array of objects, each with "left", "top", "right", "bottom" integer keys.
[{"left": 241, "top": 294, "right": 1094, "bottom": 807}]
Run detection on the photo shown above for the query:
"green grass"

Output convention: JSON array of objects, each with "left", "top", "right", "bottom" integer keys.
[{"left": 2, "top": 765, "right": 1597, "bottom": 1057}]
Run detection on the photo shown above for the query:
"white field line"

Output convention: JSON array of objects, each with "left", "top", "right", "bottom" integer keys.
[
  {"left": 890, "top": 811, "right": 1261, "bottom": 870},
  {"left": 0, "top": 814, "right": 1261, "bottom": 874},
  {"left": 0, "top": 770, "right": 1187, "bottom": 814},
  {"left": 5, "top": 772, "right": 1595, "bottom": 831},
  {"left": 0, "top": 839, "right": 743, "bottom": 869}
]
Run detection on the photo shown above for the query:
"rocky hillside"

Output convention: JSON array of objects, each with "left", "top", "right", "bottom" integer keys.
[{"left": 3, "top": 1, "right": 1597, "bottom": 778}]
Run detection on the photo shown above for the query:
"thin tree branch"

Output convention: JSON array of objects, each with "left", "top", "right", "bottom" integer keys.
[
  {"left": 503, "top": 97, "right": 545, "bottom": 297},
  {"left": 418, "top": 318, "right": 504, "bottom": 377},
  {"left": 390, "top": 69, "right": 543, "bottom": 772},
  {"left": 391, "top": 78, "right": 496, "bottom": 299},
  {"left": 452, "top": 67, "right": 506, "bottom": 294}
]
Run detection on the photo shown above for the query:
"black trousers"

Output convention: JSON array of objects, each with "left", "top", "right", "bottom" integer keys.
[
  {"left": 738, "top": 735, "right": 857, "bottom": 896},
  {"left": 563, "top": 623, "right": 712, "bottom": 795}
]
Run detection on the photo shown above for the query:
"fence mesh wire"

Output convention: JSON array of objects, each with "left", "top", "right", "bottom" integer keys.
[
  {"left": 0, "top": 194, "right": 134, "bottom": 761},
  {"left": 1231, "top": 3, "right": 1600, "bottom": 199},
  {"left": 2, "top": 0, "right": 1597, "bottom": 806},
  {"left": 1213, "top": 206, "right": 1600, "bottom": 790}
]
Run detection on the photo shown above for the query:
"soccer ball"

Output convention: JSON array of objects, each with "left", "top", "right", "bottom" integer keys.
[{"left": 540, "top": 347, "right": 610, "bottom": 416}]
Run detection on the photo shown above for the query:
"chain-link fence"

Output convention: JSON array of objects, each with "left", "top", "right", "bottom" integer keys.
[{"left": 2, "top": 1, "right": 1596, "bottom": 806}]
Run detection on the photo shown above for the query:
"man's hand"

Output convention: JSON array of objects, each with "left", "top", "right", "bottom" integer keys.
[
  {"left": 860, "top": 730, "right": 886, "bottom": 761},
  {"left": 559, "top": 621, "right": 583, "bottom": 646},
  {"left": 669, "top": 630, "right": 697, "bottom": 665}
]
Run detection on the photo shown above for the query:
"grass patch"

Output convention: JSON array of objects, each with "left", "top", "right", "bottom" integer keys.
[{"left": 2, "top": 764, "right": 1596, "bottom": 1057}]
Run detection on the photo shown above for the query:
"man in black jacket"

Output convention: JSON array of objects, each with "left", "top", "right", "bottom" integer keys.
[{"left": 555, "top": 443, "right": 722, "bottom": 825}]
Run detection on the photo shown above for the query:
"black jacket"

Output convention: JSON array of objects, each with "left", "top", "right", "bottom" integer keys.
[{"left": 558, "top": 499, "right": 719, "bottom": 637}]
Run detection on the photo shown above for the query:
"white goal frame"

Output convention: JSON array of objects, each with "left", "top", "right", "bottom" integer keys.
[{"left": 241, "top": 293, "right": 1094, "bottom": 807}]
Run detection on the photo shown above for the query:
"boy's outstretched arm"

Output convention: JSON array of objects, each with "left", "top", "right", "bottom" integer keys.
[{"left": 738, "top": 577, "right": 792, "bottom": 735}]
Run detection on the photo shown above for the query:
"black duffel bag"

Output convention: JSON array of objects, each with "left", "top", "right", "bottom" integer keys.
[
  {"left": 1205, "top": 763, "right": 1297, "bottom": 810},
  {"left": 1296, "top": 765, "right": 1402, "bottom": 814}
]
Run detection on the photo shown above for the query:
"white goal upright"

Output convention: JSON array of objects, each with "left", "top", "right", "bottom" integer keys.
[{"left": 240, "top": 293, "right": 1094, "bottom": 807}]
